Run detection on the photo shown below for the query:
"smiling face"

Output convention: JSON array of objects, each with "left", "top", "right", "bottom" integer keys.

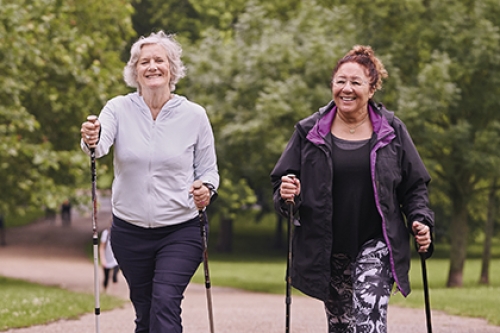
[
  {"left": 332, "top": 62, "right": 375, "bottom": 117},
  {"left": 136, "top": 43, "right": 171, "bottom": 93}
]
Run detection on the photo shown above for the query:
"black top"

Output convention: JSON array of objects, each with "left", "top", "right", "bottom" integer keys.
[{"left": 330, "top": 133, "right": 382, "bottom": 258}]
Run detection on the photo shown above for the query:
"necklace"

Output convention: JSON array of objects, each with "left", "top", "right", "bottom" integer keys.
[{"left": 337, "top": 112, "right": 369, "bottom": 134}]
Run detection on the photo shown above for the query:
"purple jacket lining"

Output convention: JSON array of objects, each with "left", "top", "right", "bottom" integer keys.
[{"left": 305, "top": 104, "right": 405, "bottom": 296}]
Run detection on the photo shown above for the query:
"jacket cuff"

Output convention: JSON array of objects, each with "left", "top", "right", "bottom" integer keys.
[{"left": 203, "top": 182, "right": 218, "bottom": 204}]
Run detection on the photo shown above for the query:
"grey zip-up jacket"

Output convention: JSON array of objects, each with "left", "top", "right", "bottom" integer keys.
[
  {"left": 271, "top": 100, "right": 434, "bottom": 301},
  {"left": 82, "top": 93, "right": 219, "bottom": 228}
]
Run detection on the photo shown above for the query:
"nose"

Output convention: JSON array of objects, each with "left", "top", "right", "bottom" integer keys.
[
  {"left": 341, "top": 82, "right": 354, "bottom": 91},
  {"left": 149, "top": 62, "right": 157, "bottom": 71}
]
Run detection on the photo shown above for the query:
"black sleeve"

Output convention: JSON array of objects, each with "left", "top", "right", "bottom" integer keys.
[{"left": 270, "top": 129, "right": 302, "bottom": 218}]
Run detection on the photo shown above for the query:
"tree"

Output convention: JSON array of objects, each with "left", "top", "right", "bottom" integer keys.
[
  {"left": 131, "top": 0, "right": 302, "bottom": 43},
  {"left": 479, "top": 178, "right": 498, "bottom": 285},
  {"left": 133, "top": 0, "right": 500, "bottom": 271},
  {"left": 0, "top": 0, "right": 134, "bottom": 214},
  {"left": 323, "top": 0, "right": 500, "bottom": 288},
  {"left": 181, "top": 1, "right": 358, "bottom": 249},
  {"left": 395, "top": 0, "right": 500, "bottom": 287}
]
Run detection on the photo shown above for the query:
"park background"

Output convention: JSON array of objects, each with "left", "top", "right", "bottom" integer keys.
[{"left": 1, "top": 0, "right": 500, "bottom": 329}]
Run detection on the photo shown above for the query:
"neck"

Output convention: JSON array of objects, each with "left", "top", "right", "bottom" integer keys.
[
  {"left": 337, "top": 110, "right": 368, "bottom": 125},
  {"left": 141, "top": 88, "right": 172, "bottom": 119},
  {"left": 334, "top": 110, "right": 370, "bottom": 135}
]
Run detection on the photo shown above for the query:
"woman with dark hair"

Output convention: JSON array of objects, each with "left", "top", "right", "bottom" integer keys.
[{"left": 271, "top": 45, "right": 433, "bottom": 333}]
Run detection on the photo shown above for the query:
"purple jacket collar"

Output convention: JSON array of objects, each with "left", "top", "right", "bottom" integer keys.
[{"left": 305, "top": 102, "right": 394, "bottom": 145}]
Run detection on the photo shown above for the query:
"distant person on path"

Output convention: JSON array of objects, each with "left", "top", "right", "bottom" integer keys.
[
  {"left": 61, "top": 199, "right": 72, "bottom": 226},
  {"left": 80, "top": 31, "right": 219, "bottom": 333},
  {"left": 99, "top": 225, "right": 120, "bottom": 292},
  {"left": 271, "top": 45, "right": 434, "bottom": 333},
  {"left": 0, "top": 214, "right": 6, "bottom": 246}
]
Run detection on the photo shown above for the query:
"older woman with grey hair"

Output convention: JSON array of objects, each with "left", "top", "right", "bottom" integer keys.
[{"left": 80, "top": 31, "right": 219, "bottom": 333}]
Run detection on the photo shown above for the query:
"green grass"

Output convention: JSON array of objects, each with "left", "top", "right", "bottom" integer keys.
[
  {"left": 191, "top": 210, "right": 500, "bottom": 326},
  {"left": 192, "top": 258, "right": 500, "bottom": 326},
  {"left": 0, "top": 276, "right": 125, "bottom": 331},
  {"left": 193, "top": 260, "right": 286, "bottom": 293},
  {"left": 390, "top": 258, "right": 500, "bottom": 326},
  {"left": 3, "top": 208, "right": 45, "bottom": 228}
]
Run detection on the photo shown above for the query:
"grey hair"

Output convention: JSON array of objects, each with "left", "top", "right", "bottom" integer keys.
[{"left": 123, "top": 31, "right": 186, "bottom": 92}]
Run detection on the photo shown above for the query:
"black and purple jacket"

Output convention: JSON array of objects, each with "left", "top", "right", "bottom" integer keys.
[{"left": 271, "top": 100, "right": 434, "bottom": 301}]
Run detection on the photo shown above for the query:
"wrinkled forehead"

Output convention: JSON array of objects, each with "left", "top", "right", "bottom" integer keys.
[
  {"left": 138, "top": 43, "right": 168, "bottom": 57},
  {"left": 334, "top": 62, "right": 370, "bottom": 79}
]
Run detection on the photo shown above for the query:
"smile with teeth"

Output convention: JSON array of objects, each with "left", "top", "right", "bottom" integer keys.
[{"left": 341, "top": 97, "right": 355, "bottom": 101}]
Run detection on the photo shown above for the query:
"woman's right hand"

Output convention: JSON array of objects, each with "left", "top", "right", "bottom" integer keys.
[
  {"left": 81, "top": 116, "right": 100, "bottom": 147},
  {"left": 280, "top": 175, "right": 300, "bottom": 201}
]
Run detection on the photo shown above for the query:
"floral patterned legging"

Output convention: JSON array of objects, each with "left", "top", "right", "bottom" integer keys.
[{"left": 325, "top": 239, "right": 394, "bottom": 333}]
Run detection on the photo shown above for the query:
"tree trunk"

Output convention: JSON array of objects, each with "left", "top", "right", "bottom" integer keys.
[
  {"left": 479, "top": 179, "right": 497, "bottom": 285},
  {"left": 446, "top": 196, "right": 469, "bottom": 287},
  {"left": 274, "top": 214, "right": 284, "bottom": 249},
  {"left": 216, "top": 217, "right": 233, "bottom": 253}
]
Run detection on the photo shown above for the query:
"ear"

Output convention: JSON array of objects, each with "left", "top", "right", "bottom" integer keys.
[{"left": 369, "top": 87, "right": 375, "bottom": 99}]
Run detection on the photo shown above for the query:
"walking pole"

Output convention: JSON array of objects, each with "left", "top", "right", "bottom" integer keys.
[
  {"left": 285, "top": 174, "right": 295, "bottom": 333},
  {"left": 419, "top": 251, "right": 433, "bottom": 333},
  {"left": 88, "top": 115, "right": 101, "bottom": 333},
  {"left": 193, "top": 180, "right": 215, "bottom": 333}
]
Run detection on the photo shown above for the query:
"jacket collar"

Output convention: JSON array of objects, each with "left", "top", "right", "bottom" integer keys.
[
  {"left": 305, "top": 100, "right": 395, "bottom": 145},
  {"left": 130, "top": 92, "right": 186, "bottom": 112}
]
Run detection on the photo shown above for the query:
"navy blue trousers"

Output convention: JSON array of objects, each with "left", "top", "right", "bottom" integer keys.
[{"left": 111, "top": 215, "right": 203, "bottom": 333}]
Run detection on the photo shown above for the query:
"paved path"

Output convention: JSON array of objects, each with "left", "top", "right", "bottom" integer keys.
[{"left": 1, "top": 197, "right": 499, "bottom": 332}]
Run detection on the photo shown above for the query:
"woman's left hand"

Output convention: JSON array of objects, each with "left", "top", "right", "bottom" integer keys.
[
  {"left": 190, "top": 181, "right": 211, "bottom": 210},
  {"left": 412, "top": 221, "right": 431, "bottom": 253}
]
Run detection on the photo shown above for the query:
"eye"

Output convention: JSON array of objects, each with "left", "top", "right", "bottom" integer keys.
[
  {"left": 335, "top": 79, "right": 346, "bottom": 85},
  {"left": 352, "top": 80, "right": 362, "bottom": 86}
]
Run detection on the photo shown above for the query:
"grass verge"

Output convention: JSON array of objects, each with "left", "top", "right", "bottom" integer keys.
[
  {"left": 192, "top": 258, "right": 500, "bottom": 326},
  {"left": 3, "top": 209, "right": 45, "bottom": 228},
  {"left": 0, "top": 276, "right": 125, "bottom": 331}
]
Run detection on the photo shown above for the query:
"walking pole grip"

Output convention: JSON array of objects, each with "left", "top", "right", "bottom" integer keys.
[
  {"left": 193, "top": 180, "right": 204, "bottom": 199},
  {"left": 87, "top": 115, "right": 98, "bottom": 149},
  {"left": 285, "top": 174, "right": 296, "bottom": 205}
]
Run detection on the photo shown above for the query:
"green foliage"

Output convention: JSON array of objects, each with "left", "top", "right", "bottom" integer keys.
[
  {"left": 0, "top": 276, "right": 124, "bottom": 330},
  {"left": 2, "top": 0, "right": 500, "bottom": 292},
  {"left": 213, "top": 170, "right": 257, "bottom": 220},
  {"left": 0, "top": 0, "right": 134, "bottom": 214},
  {"left": 3, "top": 208, "right": 44, "bottom": 228},
  {"left": 131, "top": 0, "right": 203, "bottom": 40},
  {"left": 131, "top": 0, "right": 302, "bottom": 42},
  {"left": 395, "top": 0, "right": 500, "bottom": 243},
  {"left": 182, "top": 1, "right": 357, "bottom": 212}
]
